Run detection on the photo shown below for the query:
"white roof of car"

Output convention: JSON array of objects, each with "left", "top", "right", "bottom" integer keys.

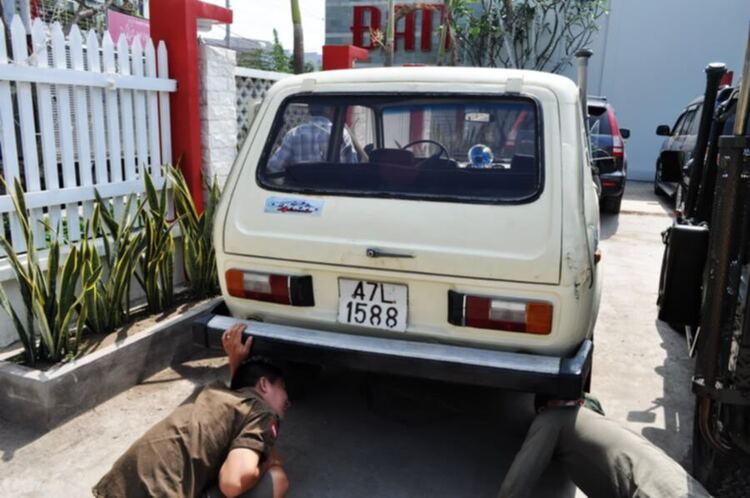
[{"left": 270, "top": 66, "right": 580, "bottom": 104}]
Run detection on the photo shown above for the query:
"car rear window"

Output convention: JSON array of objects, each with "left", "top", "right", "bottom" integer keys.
[
  {"left": 587, "top": 105, "right": 611, "bottom": 135},
  {"left": 257, "top": 95, "right": 543, "bottom": 204}
]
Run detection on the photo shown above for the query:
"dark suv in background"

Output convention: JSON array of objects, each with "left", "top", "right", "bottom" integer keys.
[
  {"left": 653, "top": 85, "right": 735, "bottom": 208},
  {"left": 653, "top": 96, "right": 703, "bottom": 203},
  {"left": 588, "top": 97, "right": 630, "bottom": 214}
]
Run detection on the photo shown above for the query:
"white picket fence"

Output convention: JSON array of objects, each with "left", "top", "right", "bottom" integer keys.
[{"left": 0, "top": 16, "right": 176, "bottom": 254}]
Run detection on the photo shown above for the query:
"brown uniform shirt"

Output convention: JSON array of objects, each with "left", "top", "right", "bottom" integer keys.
[
  {"left": 498, "top": 406, "right": 712, "bottom": 498},
  {"left": 93, "top": 382, "right": 279, "bottom": 498}
]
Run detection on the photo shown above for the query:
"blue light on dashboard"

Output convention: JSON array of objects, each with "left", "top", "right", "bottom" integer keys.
[{"left": 468, "top": 144, "right": 494, "bottom": 168}]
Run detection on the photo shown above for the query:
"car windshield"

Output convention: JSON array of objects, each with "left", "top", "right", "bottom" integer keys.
[{"left": 258, "top": 95, "right": 542, "bottom": 203}]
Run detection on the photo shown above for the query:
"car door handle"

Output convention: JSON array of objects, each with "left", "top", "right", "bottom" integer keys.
[{"left": 366, "top": 248, "right": 415, "bottom": 259}]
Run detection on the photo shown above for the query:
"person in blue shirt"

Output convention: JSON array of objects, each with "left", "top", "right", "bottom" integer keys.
[{"left": 267, "top": 104, "right": 358, "bottom": 174}]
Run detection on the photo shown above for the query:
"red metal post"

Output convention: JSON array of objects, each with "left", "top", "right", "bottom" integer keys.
[
  {"left": 322, "top": 45, "right": 369, "bottom": 70},
  {"left": 150, "top": 0, "right": 232, "bottom": 213}
]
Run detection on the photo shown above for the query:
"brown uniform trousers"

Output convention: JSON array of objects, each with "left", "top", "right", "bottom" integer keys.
[{"left": 498, "top": 406, "right": 712, "bottom": 498}]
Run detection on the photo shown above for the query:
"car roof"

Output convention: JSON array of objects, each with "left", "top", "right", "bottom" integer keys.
[
  {"left": 587, "top": 95, "right": 610, "bottom": 109},
  {"left": 267, "top": 66, "right": 581, "bottom": 104}
]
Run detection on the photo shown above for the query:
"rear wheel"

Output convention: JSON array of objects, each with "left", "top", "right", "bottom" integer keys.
[{"left": 600, "top": 194, "right": 622, "bottom": 214}]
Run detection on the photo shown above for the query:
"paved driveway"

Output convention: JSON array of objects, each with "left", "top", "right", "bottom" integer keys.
[{"left": 0, "top": 182, "right": 693, "bottom": 498}]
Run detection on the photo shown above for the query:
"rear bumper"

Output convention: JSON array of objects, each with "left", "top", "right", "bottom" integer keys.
[
  {"left": 599, "top": 170, "right": 626, "bottom": 198},
  {"left": 192, "top": 302, "right": 593, "bottom": 398}
]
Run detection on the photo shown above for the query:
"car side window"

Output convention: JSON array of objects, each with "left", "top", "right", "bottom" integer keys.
[
  {"left": 678, "top": 110, "right": 696, "bottom": 137},
  {"left": 672, "top": 112, "right": 688, "bottom": 137},
  {"left": 688, "top": 105, "right": 702, "bottom": 136}
]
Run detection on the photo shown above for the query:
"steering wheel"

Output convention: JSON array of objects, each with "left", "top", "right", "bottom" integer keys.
[{"left": 401, "top": 139, "right": 450, "bottom": 165}]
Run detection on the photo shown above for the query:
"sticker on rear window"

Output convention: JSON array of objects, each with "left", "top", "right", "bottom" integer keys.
[{"left": 264, "top": 196, "right": 323, "bottom": 216}]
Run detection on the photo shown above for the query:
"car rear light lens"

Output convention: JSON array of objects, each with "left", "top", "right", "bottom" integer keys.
[
  {"left": 448, "top": 291, "right": 553, "bottom": 334},
  {"left": 226, "top": 269, "right": 315, "bottom": 306},
  {"left": 612, "top": 135, "right": 624, "bottom": 158},
  {"left": 608, "top": 108, "right": 624, "bottom": 158}
]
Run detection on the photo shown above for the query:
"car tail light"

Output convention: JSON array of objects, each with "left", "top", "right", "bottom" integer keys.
[
  {"left": 225, "top": 269, "right": 315, "bottom": 306},
  {"left": 612, "top": 135, "right": 624, "bottom": 158},
  {"left": 448, "top": 291, "right": 553, "bottom": 335},
  {"left": 608, "top": 108, "right": 624, "bottom": 159}
]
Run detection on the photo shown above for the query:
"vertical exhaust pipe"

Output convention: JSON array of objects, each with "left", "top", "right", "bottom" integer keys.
[
  {"left": 576, "top": 49, "right": 593, "bottom": 122},
  {"left": 683, "top": 63, "right": 727, "bottom": 219}
]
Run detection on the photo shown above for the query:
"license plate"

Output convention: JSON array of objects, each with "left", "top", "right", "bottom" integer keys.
[{"left": 337, "top": 279, "right": 408, "bottom": 332}]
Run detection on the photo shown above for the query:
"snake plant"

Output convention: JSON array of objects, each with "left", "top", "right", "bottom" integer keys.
[
  {"left": 81, "top": 193, "right": 146, "bottom": 335},
  {"left": 135, "top": 172, "right": 177, "bottom": 314},
  {"left": 0, "top": 178, "right": 98, "bottom": 364},
  {"left": 168, "top": 166, "right": 221, "bottom": 300}
]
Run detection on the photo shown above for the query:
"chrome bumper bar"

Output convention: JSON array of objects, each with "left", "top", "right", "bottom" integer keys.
[{"left": 192, "top": 303, "right": 592, "bottom": 398}]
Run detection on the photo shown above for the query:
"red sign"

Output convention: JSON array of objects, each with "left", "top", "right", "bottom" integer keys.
[
  {"left": 351, "top": 4, "right": 450, "bottom": 52},
  {"left": 107, "top": 9, "right": 150, "bottom": 46}
]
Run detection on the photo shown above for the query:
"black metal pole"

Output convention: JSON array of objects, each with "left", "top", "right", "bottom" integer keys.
[
  {"left": 684, "top": 63, "right": 726, "bottom": 220},
  {"left": 693, "top": 100, "right": 730, "bottom": 223}
]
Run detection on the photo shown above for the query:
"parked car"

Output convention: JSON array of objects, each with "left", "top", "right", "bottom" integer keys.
[
  {"left": 654, "top": 86, "right": 735, "bottom": 209},
  {"left": 194, "top": 67, "right": 600, "bottom": 398},
  {"left": 587, "top": 97, "right": 630, "bottom": 214},
  {"left": 653, "top": 96, "right": 704, "bottom": 202}
]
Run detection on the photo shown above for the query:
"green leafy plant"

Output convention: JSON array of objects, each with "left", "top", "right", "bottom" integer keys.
[
  {"left": 135, "top": 172, "right": 176, "bottom": 314},
  {"left": 168, "top": 166, "right": 221, "bottom": 300},
  {"left": 0, "top": 178, "right": 98, "bottom": 365},
  {"left": 80, "top": 194, "right": 146, "bottom": 335},
  {"left": 447, "top": 0, "right": 608, "bottom": 73}
]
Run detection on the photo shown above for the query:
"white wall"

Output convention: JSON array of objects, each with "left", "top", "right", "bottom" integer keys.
[{"left": 570, "top": 0, "right": 750, "bottom": 181}]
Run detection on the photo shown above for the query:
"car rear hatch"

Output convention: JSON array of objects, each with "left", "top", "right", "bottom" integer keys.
[{"left": 224, "top": 195, "right": 560, "bottom": 284}]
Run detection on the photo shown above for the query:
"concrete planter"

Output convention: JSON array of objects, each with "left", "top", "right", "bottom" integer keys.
[{"left": 0, "top": 297, "right": 221, "bottom": 431}]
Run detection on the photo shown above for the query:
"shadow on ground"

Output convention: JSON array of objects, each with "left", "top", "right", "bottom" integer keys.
[
  {"left": 277, "top": 368, "right": 575, "bottom": 498},
  {"left": 600, "top": 212, "right": 620, "bottom": 240},
  {"left": 627, "top": 319, "right": 694, "bottom": 467}
]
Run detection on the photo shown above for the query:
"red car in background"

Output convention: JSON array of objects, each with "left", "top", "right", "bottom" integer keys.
[{"left": 588, "top": 96, "right": 630, "bottom": 214}]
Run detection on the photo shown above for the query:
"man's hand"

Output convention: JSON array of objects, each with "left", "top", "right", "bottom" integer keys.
[{"left": 222, "top": 324, "right": 252, "bottom": 381}]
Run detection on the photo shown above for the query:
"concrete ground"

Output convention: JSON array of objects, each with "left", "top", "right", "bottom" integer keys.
[{"left": 0, "top": 181, "right": 692, "bottom": 498}]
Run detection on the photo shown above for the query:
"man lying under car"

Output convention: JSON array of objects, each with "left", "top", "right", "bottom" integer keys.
[{"left": 93, "top": 324, "right": 289, "bottom": 498}]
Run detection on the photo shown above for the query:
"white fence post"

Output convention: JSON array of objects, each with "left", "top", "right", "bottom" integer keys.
[
  {"left": 11, "top": 17, "right": 44, "bottom": 246},
  {"left": 116, "top": 35, "right": 137, "bottom": 199},
  {"left": 144, "top": 39, "right": 162, "bottom": 179},
  {"left": 0, "top": 19, "right": 25, "bottom": 250},
  {"left": 51, "top": 22, "right": 81, "bottom": 242},
  {"left": 157, "top": 41, "right": 172, "bottom": 166},
  {"left": 30, "top": 18, "right": 62, "bottom": 242},
  {"left": 69, "top": 25, "right": 95, "bottom": 226},
  {"left": 86, "top": 30, "right": 109, "bottom": 188},
  {"left": 131, "top": 38, "right": 150, "bottom": 179}
]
